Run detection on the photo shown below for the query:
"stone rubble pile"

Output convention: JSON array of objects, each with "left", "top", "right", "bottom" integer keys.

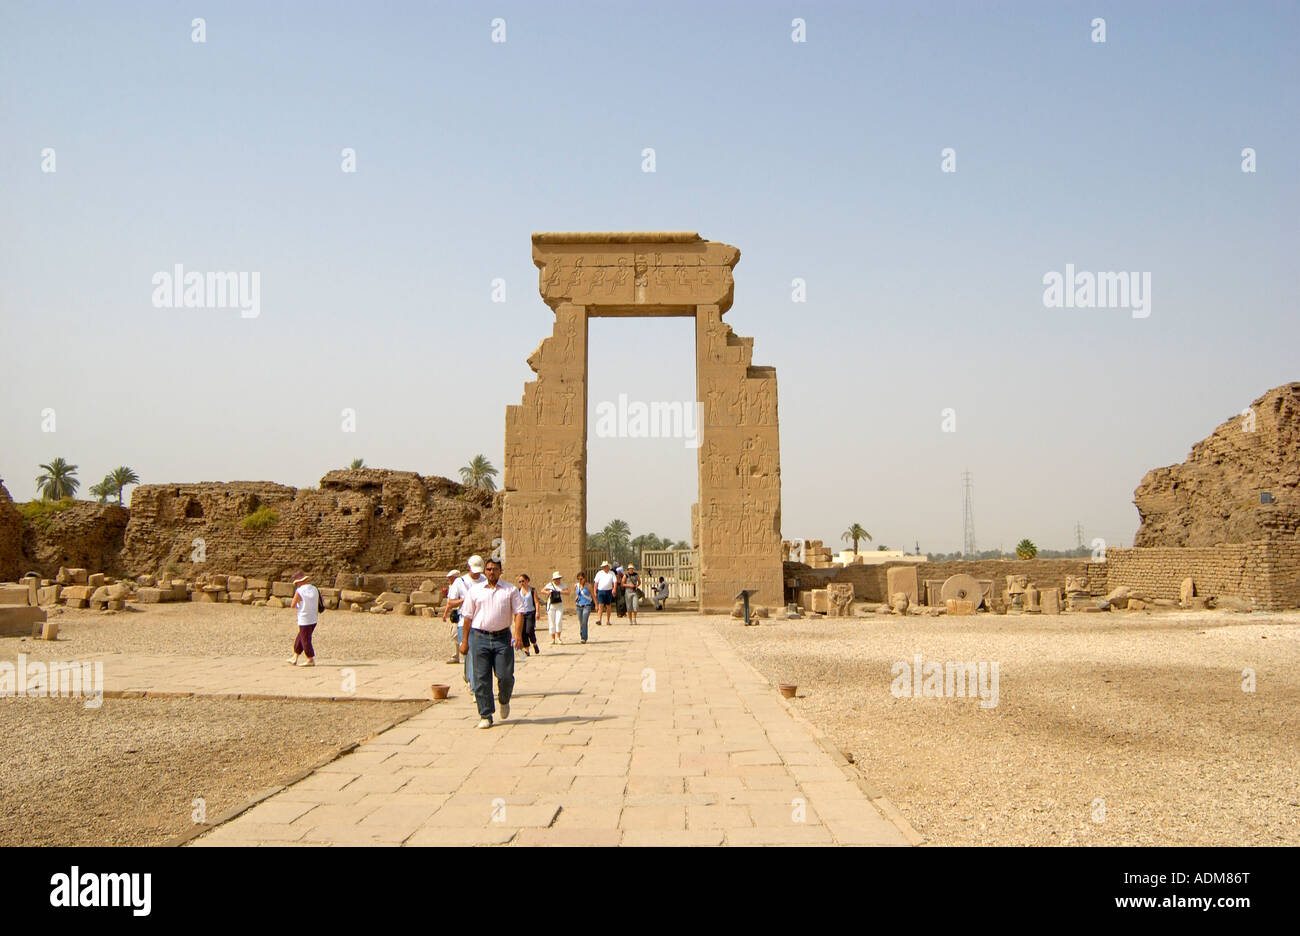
[{"left": 0, "top": 566, "right": 449, "bottom": 619}]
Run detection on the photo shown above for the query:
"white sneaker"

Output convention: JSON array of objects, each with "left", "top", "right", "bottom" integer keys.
[
  {"left": 476, "top": 717, "right": 492, "bottom": 729},
  {"left": 499, "top": 702, "right": 510, "bottom": 721}
]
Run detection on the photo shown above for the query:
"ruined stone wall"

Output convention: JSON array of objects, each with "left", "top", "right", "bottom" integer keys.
[
  {"left": 1102, "top": 541, "right": 1300, "bottom": 610},
  {"left": 121, "top": 469, "right": 501, "bottom": 581},
  {"left": 21, "top": 502, "right": 130, "bottom": 577},
  {"left": 792, "top": 558, "right": 1105, "bottom": 604},
  {"left": 1135, "top": 382, "right": 1300, "bottom": 546},
  {"left": 0, "top": 483, "right": 23, "bottom": 581}
]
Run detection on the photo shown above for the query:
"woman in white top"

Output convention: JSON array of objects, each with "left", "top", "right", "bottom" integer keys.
[
  {"left": 288, "top": 570, "right": 322, "bottom": 666},
  {"left": 542, "top": 572, "right": 567, "bottom": 645}
]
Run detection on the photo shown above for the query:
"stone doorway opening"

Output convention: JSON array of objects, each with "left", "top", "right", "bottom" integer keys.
[
  {"left": 502, "top": 232, "right": 783, "bottom": 612},
  {"left": 586, "top": 316, "right": 696, "bottom": 568}
]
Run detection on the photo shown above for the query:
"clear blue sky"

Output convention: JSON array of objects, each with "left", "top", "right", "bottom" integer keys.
[{"left": 2, "top": 1, "right": 1297, "bottom": 553}]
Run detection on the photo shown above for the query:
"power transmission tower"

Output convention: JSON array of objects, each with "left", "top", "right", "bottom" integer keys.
[
  {"left": 962, "top": 471, "right": 977, "bottom": 556},
  {"left": 1074, "top": 522, "right": 1084, "bottom": 549}
]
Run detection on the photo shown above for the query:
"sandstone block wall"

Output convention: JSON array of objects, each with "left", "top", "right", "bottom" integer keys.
[
  {"left": 21, "top": 501, "right": 129, "bottom": 578},
  {"left": 1102, "top": 540, "right": 1300, "bottom": 610},
  {"left": 120, "top": 469, "right": 501, "bottom": 581}
]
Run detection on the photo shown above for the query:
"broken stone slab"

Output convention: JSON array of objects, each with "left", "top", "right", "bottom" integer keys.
[
  {"left": 339, "top": 590, "right": 376, "bottom": 605},
  {"left": 1212, "top": 595, "right": 1253, "bottom": 612},
  {"left": 409, "top": 591, "right": 440, "bottom": 606},
  {"left": 374, "top": 591, "right": 407, "bottom": 610},
  {"left": 137, "top": 587, "right": 164, "bottom": 603},
  {"left": 86, "top": 573, "right": 106, "bottom": 589},
  {"left": 0, "top": 605, "right": 47, "bottom": 637},
  {"left": 270, "top": 581, "right": 295, "bottom": 598},
  {"left": 945, "top": 598, "right": 976, "bottom": 616},
  {"left": 227, "top": 575, "right": 246, "bottom": 594},
  {"left": 886, "top": 566, "right": 920, "bottom": 607},
  {"left": 1040, "top": 588, "right": 1062, "bottom": 615},
  {"left": 1179, "top": 577, "right": 1196, "bottom": 606},
  {"left": 0, "top": 585, "right": 31, "bottom": 606}
]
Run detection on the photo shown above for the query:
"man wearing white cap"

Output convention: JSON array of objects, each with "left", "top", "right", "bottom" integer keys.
[
  {"left": 593, "top": 560, "right": 617, "bottom": 627},
  {"left": 445, "top": 557, "right": 486, "bottom": 687}
]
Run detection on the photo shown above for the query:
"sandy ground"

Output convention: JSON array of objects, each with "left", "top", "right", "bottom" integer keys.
[
  {"left": 714, "top": 609, "right": 1300, "bottom": 846},
  {"left": 21, "top": 601, "right": 444, "bottom": 659},
  {"left": 0, "top": 696, "right": 426, "bottom": 846}
]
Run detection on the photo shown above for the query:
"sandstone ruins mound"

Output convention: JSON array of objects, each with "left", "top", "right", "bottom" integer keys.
[
  {"left": 0, "top": 469, "right": 502, "bottom": 581},
  {"left": 1134, "top": 382, "right": 1300, "bottom": 546}
]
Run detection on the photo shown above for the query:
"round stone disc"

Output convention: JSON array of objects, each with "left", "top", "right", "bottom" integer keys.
[{"left": 940, "top": 573, "right": 983, "bottom": 606}]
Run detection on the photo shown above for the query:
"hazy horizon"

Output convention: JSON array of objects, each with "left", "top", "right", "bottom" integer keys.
[{"left": 2, "top": 1, "right": 1297, "bottom": 554}]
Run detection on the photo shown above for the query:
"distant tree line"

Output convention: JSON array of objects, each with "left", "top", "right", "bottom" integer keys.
[{"left": 925, "top": 544, "right": 1094, "bottom": 561}]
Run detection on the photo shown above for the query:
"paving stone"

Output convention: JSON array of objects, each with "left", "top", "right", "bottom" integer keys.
[{"left": 191, "top": 614, "right": 912, "bottom": 848}]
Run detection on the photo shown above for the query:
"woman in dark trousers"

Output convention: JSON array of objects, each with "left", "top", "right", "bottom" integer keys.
[{"left": 516, "top": 573, "right": 541, "bottom": 655}]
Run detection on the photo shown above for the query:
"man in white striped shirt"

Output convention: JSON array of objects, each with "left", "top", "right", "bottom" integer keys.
[{"left": 457, "top": 557, "right": 525, "bottom": 729}]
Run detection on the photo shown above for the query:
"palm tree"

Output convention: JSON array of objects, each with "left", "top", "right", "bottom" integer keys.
[
  {"left": 89, "top": 477, "right": 113, "bottom": 504},
  {"left": 349, "top": 458, "right": 365, "bottom": 470},
  {"left": 631, "top": 533, "right": 668, "bottom": 555},
  {"left": 459, "top": 454, "right": 498, "bottom": 492},
  {"left": 1016, "top": 538, "right": 1038, "bottom": 559},
  {"left": 109, "top": 466, "right": 139, "bottom": 504},
  {"left": 600, "top": 519, "right": 632, "bottom": 565},
  {"left": 842, "top": 522, "right": 872, "bottom": 555},
  {"left": 35, "top": 458, "right": 79, "bottom": 500}
]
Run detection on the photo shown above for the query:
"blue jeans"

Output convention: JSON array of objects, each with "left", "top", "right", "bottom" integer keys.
[
  {"left": 457, "top": 622, "right": 474, "bottom": 686},
  {"left": 469, "top": 628, "right": 515, "bottom": 721},
  {"left": 577, "top": 605, "right": 591, "bottom": 641}
]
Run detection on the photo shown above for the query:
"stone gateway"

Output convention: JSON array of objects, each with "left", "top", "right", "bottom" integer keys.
[{"left": 502, "top": 232, "right": 783, "bottom": 612}]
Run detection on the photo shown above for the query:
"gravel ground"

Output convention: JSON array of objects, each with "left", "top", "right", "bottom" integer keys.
[
  {"left": 0, "top": 696, "right": 426, "bottom": 846},
  {"left": 715, "top": 609, "right": 1300, "bottom": 846},
  {"left": 19, "top": 601, "right": 443, "bottom": 659}
]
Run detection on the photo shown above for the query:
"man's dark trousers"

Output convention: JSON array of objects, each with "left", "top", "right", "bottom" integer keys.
[{"left": 469, "top": 627, "right": 515, "bottom": 721}]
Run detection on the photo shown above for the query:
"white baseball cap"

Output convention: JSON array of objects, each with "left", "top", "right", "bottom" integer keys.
[
  {"left": 446, "top": 569, "right": 459, "bottom": 578},
  {"left": 552, "top": 571, "right": 562, "bottom": 580},
  {"left": 467, "top": 555, "right": 484, "bottom": 573}
]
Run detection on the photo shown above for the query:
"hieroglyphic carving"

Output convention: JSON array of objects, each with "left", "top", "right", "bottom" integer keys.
[{"left": 507, "top": 234, "right": 781, "bottom": 611}]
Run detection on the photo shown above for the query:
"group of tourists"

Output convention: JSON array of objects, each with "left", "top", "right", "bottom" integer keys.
[{"left": 284, "top": 554, "right": 675, "bottom": 730}]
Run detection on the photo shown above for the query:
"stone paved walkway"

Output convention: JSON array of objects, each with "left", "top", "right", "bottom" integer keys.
[{"left": 189, "top": 615, "right": 911, "bottom": 846}]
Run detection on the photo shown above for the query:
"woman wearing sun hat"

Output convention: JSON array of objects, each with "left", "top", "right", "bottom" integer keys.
[
  {"left": 541, "top": 571, "right": 567, "bottom": 645},
  {"left": 288, "top": 570, "right": 323, "bottom": 666}
]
